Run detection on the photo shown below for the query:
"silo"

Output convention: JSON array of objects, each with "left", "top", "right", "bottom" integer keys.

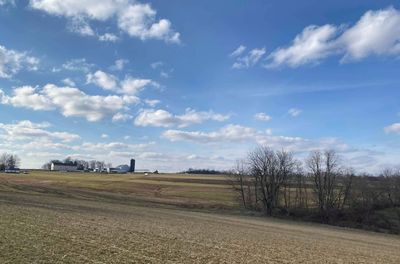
[{"left": 130, "top": 159, "right": 135, "bottom": 172}]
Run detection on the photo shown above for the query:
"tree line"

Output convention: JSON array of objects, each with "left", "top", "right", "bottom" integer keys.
[
  {"left": 183, "top": 168, "right": 230, "bottom": 175},
  {"left": 0, "top": 153, "right": 20, "bottom": 171},
  {"left": 231, "top": 145, "right": 400, "bottom": 233}
]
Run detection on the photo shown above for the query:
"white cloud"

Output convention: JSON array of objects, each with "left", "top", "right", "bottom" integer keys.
[
  {"left": 98, "top": 33, "right": 119, "bottom": 42},
  {"left": 144, "top": 99, "right": 160, "bottom": 107},
  {"left": 62, "top": 78, "right": 76, "bottom": 86},
  {"left": 232, "top": 47, "right": 266, "bottom": 69},
  {"left": 178, "top": 108, "right": 230, "bottom": 124},
  {"left": 111, "top": 59, "right": 129, "bottom": 71},
  {"left": 30, "top": 0, "right": 180, "bottom": 43},
  {"left": 267, "top": 25, "right": 338, "bottom": 68},
  {"left": 230, "top": 45, "right": 246, "bottom": 57},
  {"left": 42, "top": 84, "right": 138, "bottom": 121},
  {"left": 0, "top": 44, "right": 39, "bottom": 78},
  {"left": 134, "top": 109, "right": 178, "bottom": 127},
  {"left": 0, "top": 86, "right": 54, "bottom": 110},
  {"left": 120, "top": 77, "right": 156, "bottom": 95},
  {"left": 151, "top": 61, "right": 163, "bottom": 69},
  {"left": 67, "top": 17, "right": 119, "bottom": 41},
  {"left": 62, "top": 58, "right": 93, "bottom": 72},
  {"left": 338, "top": 7, "right": 400, "bottom": 61},
  {"left": 112, "top": 112, "right": 133, "bottom": 122},
  {"left": 1, "top": 84, "right": 139, "bottom": 122},
  {"left": 288, "top": 108, "right": 302, "bottom": 117},
  {"left": 163, "top": 124, "right": 261, "bottom": 143},
  {"left": 86, "top": 70, "right": 157, "bottom": 95},
  {"left": 81, "top": 141, "right": 153, "bottom": 152},
  {"left": 160, "top": 70, "right": 169, "bottom": 78},
  {"left": 266, "top": 7, "right": 400, "bottom": 67},
  {"left": 118, "top": 3, "right": 180, "bottom": 43},
  {"left": 101, "top": 133, "right": 109, "bottom": 139},
  {"left": 86, "top": 70, "right": 118, "bottom": 91},
  {"left": 30, "top": 0, "right": 120, "bottom": 20},
  {"left": 0, "top": 120, "right": 80, "bottom": 142},
  {"left": 150, "top": 61, "right": 172, "bottom": 78},
  {"left": 384, "top": 123, "right": 400, "bottom": 134},
  {"left": 134, "top": 108, "right": 230, "bottom": 128},
  {"left": 254, "top": 112, "right": 271, "bottom": 121},
  {"left": 162, "top": 124, "right": 351, "bottom": 155},
  {"left": 68, "top": 17, "right": 95, "bottom": 36}
]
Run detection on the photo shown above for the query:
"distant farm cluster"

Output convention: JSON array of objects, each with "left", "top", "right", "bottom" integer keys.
[{"left": 43, "top": 158, "right": 136, "bottom": 174}]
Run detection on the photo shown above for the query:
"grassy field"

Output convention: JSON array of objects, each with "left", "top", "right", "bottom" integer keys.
[{"left": 1, "top": 171, "right": 400, "bottom": 263}]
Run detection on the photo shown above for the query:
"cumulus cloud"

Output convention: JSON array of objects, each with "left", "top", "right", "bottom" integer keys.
[
  {"left": 112, "top": 112, "right": 133, "bottom": 122},
  {"left": 86, "top": 70, "right": 158, "bottom": 95},
  {"left": 1, "top": 84, "right": 139, "bottom": 121},
  {"left": 61, "top": 78, "right": 76, "bottom": 86},
  {"left": 254, "top": 112, "right": 271, "bottom": 121},
  {"left": 120, "top": 77, "right": 157, "bottom": 95},
  {"left": 144, "top": 99, "right": 160, "bottom": 107},
  {"left": 30, "top": 0, "right": 180, "bottom": 43},
  {"left": 118, "top": 3, "right": 180, "bottom": 43},
  {"left": 134, "top": 108, "right": 230, "bottom": 128},
  {"left": 232, "top": 47, "right": 266, "bottom": 69},
  {"left": 0, "top": 120, "right": 80, "bottom": 142},
  {"left": 0, "top": 44, "right": 39, "bottom": 78},
  {"left": 67, "top": 17, "right": 95, "bottom": 36},
  {"left": 338, "top": 7, "right": 400, "bottom": 61},
  {"left": 0, "top": 86, "right": 54, "bottom": 110},
  {"left": 98, "top": 33, "right": 119, "bottom": 42},
  {"left": 111, "top": 59, "right": 129, "bottom": 71},
  {"left": 288, "top": 108, "right": 302, "bottom": 117},
  {"left": 67, "top": 17, "right": 119, "bottom": 41},
  {"left": 86, "top": 70, "right": 118, "bottom": 91},
  {"left": 267, "top": 25, "right": 339, "bottom": 68},
  {"left": 266, "top": 7, "right": 400, "bottom": 67},
  {"left": 384, "top": 123, "right": 400, "bottom": 134}
]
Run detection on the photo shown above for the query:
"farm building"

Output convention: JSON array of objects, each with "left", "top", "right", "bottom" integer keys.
[
  {"left": 5, "top": 168, "right": 20, "bottom": 173},
  {"left": 107, "top": 165, "right": 130, "bottom": 174},
  {"left": 51, "top": 162, "right": 78, "bottom": 172}
]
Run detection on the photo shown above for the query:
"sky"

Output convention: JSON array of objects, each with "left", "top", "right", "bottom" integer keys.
[{"left": 0, "top": 0, "right": 399, "bottom": 172}]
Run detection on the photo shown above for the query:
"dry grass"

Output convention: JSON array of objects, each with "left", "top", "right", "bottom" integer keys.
[
  {"left": 1, "top": 171, "right": 399, "bottom": 263},
  {"left": 0, "top": 171, "right": 236, "bottom": 209}
]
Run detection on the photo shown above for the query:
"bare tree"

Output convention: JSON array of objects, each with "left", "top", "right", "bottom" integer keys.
[
  {"left": 381, "top": 168, "right": 400, "bottom": 207},
  {"left": 306, "top": 150, "right": 352, "bottom": 221},
  {"left": 89, "top": 160, "right": 96, "bottom": 170},
  {"left": 230, "top": 160, "right": 248, "bottom": 208},
  {"left": 248, "top": 146, "right": 296, "bottom": 215},
  {"left": 95, "top": 161, "right": 106, "bottom": 172},
  {"left": 0, "top": 153, "right": 8, "bottom": 171},
  {"left": 0, "top": 153, "right": 20, "bottom": 169}
]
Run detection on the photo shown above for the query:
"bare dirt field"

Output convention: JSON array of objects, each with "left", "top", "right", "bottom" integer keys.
[{"left": 1, "top": 171, "right": 399, "bottom": 263}]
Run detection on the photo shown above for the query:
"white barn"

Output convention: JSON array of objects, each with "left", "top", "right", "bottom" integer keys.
[{"left": 51, "top": 162, "right": 78, "bottom": 172}]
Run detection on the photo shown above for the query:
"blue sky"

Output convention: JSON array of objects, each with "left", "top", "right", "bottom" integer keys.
[{"left": 0, "top": 0, "right": 399, "bottom": 172}]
